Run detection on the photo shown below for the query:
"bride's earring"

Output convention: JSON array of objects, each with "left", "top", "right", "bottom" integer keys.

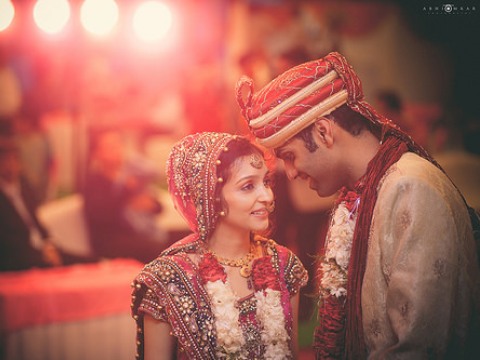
[{"left": 266, "top": 201, "right": 275, "bottom": 213}]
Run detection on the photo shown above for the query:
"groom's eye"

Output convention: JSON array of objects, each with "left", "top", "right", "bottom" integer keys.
[{"left": 283, "top": 153, "right": 295, "bottom": 162}]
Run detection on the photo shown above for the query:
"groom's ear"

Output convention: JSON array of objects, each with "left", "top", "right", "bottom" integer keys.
[{"left": 313, "top": 117, "right": 334, "bottom": 148}]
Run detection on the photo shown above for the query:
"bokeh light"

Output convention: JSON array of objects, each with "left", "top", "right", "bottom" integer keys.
[
  {"left": 33, "top": 0, "right": 71, "bottom": 35},
  {"left": 80, "top": 0, "right": 119, "bottom": 37},
  {"left": 0, "top": 0, "right": 15, "bottom": 31},
  {"left": 132, "top": 1, "right": 173, "bottom": 44}
]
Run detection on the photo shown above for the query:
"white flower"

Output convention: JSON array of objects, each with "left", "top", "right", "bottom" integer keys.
[
  {"left": 264, "top": 342, "right": 291, "bottom": 359},
  {"left": 204, "top": 278, "right": 292, "bottom": 359},
  {"left": 319, "top": 202, "right": 357, "bottom": 298},
  {"left": 335, "top": 248, "right": 351, "bottom": 269},
  {"left": 205, "top": 280, "right": 245, "bottom": 355},
  {"left": 255, "top": 288, "right": 292, "bottom": 359}
]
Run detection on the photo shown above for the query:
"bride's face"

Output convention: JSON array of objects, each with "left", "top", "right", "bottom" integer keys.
[{"left": 218, "top": 154, "right": 273, "bottom": 233}]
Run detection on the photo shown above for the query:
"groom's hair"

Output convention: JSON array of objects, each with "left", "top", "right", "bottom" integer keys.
[{"left": 293, "top": 105, "right": 380, "bottom": 153}]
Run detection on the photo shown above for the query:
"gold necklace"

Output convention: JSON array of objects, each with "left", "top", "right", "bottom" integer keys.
[{"left": 207, "top": 243, "right": 255, "bottom": 278}]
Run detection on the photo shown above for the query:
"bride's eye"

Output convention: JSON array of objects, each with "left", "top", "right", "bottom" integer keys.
[{"left": 241, "top": 183, "right": 254, "bottom": 191}]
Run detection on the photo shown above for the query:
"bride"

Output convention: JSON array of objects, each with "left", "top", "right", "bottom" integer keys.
[{"left": 131, "top": 132, "right": 308, "bottom": 359}]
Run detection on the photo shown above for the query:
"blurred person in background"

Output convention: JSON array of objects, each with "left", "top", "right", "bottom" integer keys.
[
  {"left": 83, "top": 131, "right": 168, "bottom": 263},
  {"left": 0, "top": 48, "right": 22, "bottom": 120},
  {"left": 0, "top": 139, "right": 94, "bottom": 271},
  {"left": 435, "top": 114, "right": 480, "bottom": 213},
  {"left": 237, "top": 52, "right": 480, "bottom": 359},
  {"left": 375, "top": 90, "right": 412, "bottom": 135},
  {"left": 13, "top": 106, "right": 54, "bottom": 204},
  {"left": 238, "top": 49, "right": 272, "bottom": 90},
  {"left": 375, "top": 90, "right": 450, "bottom": 156},
  {"left": 271, "top": 46, "right": 311, "bottom": 78}
]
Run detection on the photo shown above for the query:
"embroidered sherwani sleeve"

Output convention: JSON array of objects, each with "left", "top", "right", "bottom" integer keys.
[{"left": 362, "top": 156, "right": 478, "bottom": 359}]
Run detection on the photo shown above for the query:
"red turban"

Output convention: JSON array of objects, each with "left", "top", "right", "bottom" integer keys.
[{"left": 236, "top": 52, "right": 393, "bottom": 148}]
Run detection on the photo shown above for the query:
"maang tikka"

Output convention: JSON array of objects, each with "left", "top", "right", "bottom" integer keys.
[{"left": 249, "top": 153, "right": 263, "bottom": 169}]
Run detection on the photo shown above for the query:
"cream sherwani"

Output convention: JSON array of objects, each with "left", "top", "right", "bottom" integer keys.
[{"left": 362, "top": 152, "right": 480, "bottom": 359}]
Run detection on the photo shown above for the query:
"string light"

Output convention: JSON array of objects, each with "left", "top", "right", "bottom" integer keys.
[
  {"left": 0, "top": 0, "right": 15, "bottom": 31},
  {"left": 80, "top": 0, "right": 119, "bottom": 37},
  {"left": 132, "top": 1, "right": 173, "bottom": 44},
  {"left": 33, "top": 0, "right": 71, "bottom": 35}
]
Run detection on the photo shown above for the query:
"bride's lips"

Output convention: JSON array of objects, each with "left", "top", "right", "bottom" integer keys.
[{"left": 251, "top": 208, "right": 268, "bottom": 217}]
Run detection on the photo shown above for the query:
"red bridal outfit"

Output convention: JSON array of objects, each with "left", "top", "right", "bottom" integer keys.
[{"left": 131, "top": 133, "right": 308, "bottom": 359}]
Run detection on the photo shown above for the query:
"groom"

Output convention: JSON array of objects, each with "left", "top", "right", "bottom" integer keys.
[{"left": 236, "top": 52, "right": 480, "bottom": 359}]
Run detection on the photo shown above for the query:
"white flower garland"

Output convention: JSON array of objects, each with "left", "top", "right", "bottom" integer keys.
[
  {"left": 319, "top": 200, "right": 359, "bottom": 298},
  {"left": 255, "top": 288, "right": 292, "bottom": 359},
  {"left": 205, "top": 280, "right": 245, "bottom": 358},
  {"left": 205, "top": 281, "right": 292, "bottom": 359}
]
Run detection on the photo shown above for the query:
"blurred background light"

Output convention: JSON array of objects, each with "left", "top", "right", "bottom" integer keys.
[
  {"left": 0, "top": 0, "right": 15, "bottom": 31},
  {"left": 80, "top": 0, "right": 119, "bottom": 37},
  {"left": 33, "top": 0, "right": 71, "bottom": 35},
  {"left": 132, "top": 1, "right": 173, "bottom": 44}
]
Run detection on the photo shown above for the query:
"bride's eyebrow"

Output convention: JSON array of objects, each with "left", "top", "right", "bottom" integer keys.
[
  {"left": 234, "top": 169, "right": 269, "bottom": 185},
  {"left": 234, "top": 175, "right": 255, "bottom": 185}
]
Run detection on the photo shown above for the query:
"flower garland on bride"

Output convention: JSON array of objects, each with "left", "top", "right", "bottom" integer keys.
[{"left": 198, "top": 251, "right": 292, "bottom": 359}]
